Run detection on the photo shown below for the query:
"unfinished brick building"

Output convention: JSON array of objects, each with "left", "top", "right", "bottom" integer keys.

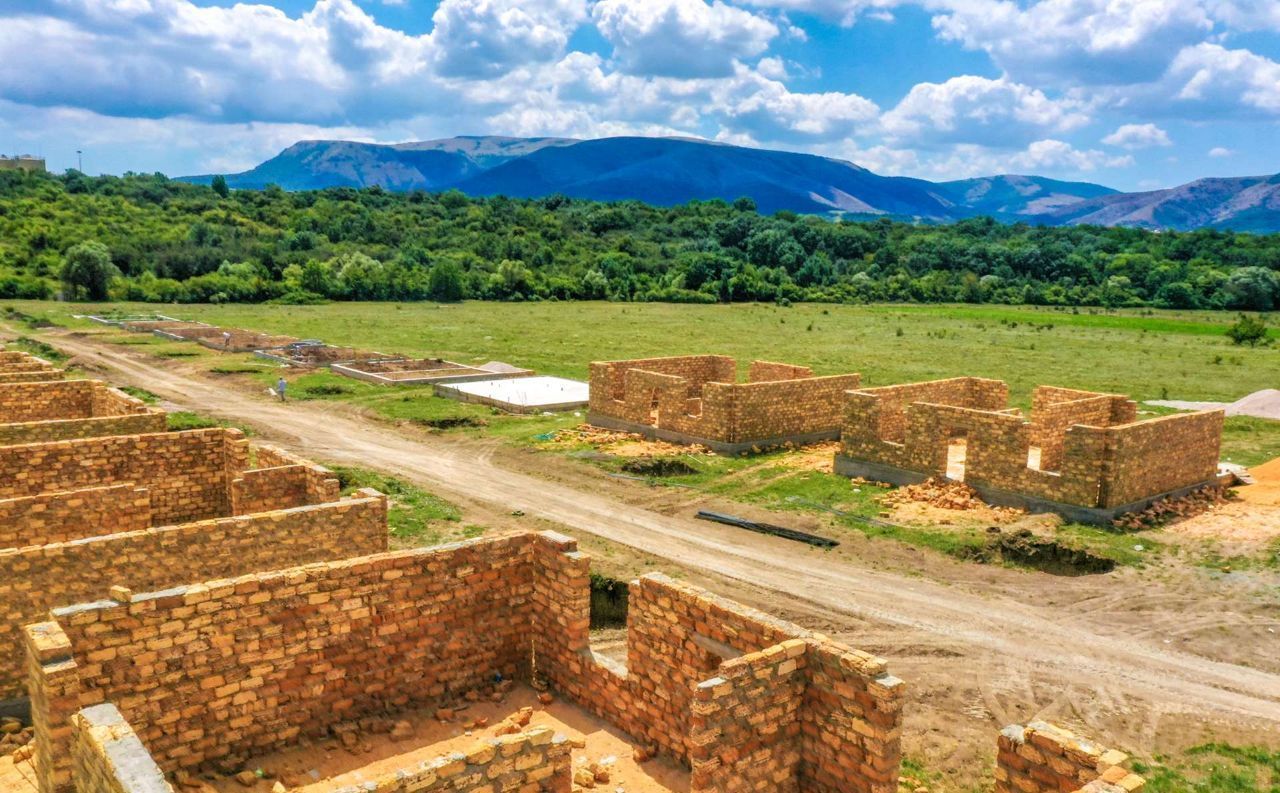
[
  {"left": 0, "top": 379, "right": 165, "bottom": 445},
  {"left": 0, "top": 351, "right": 62, "bottom": 384},
  {"left": 834, "top": 377, "right": 1224, "bottom": 522},
  {"left": 0, "top": 430, "right": 388, "bottom": 703},
  {"left": 588, "top": 355, "right": 862, "bottom": 453},
  {"left": 997, "top": 722, "right": 1146, "bottom": 793},
  {"left": 24, "top": 530, "right": 906, "bottom": 793}
]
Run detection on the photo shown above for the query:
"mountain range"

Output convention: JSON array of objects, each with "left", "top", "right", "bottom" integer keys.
[{"left": 184, "top": 136, "right": 1280, "bottom": 232}]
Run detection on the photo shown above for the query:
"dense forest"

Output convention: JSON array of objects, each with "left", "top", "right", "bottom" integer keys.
[{"left": 2, "top": 169, "right": 1279, "bottom": 310}]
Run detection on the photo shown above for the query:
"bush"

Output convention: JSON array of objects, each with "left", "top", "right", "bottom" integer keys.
[{"left": 1225, "top": 314, "right": 1270, "bottom": 347}]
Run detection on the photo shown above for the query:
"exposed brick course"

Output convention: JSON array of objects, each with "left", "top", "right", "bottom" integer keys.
[
  {"left": 589, "top": 355, "right": 861, "bottom": 451},
  {"left": 27, "top": 531, "right": 902, "bottom": 793},
  {"left": 0, "top": 490, "right": 387, "bottom": 700},
  {"left": 0, "top": 484, "right": 152, "bottom": 548},
  {"left": 70, "top": 704, "right": 175, "bottom": 793},
  {"left": 838, "top": 378, "right": 1222, "bottom": 513},
  {"left": 996, "top": 722, "right": 1145, "bottom": 793},
  {"left": 0, "top": 380, "right": 166, "bottom": 445},
  {"left": 0, "top": 428, "right": 248, "bottom": 526}
]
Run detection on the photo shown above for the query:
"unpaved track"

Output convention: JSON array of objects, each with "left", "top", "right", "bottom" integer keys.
[{"left": 47, "top": 330, "right": 1280, "bottom": 730}]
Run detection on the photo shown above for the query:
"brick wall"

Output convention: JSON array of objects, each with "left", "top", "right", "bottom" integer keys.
[
  {"left": 689, "top": 639, "right": 807, "bottom": 792},
  {"left": 323, "top": 727, "right": 572, "bottom": 793},
  {"left": 1101, "top": 410, "right": 1223, "bottom": 507},
  {"left": 590, "top": 356, "right": 859, "bottom": 447},
  {"left": 230, "top": 445, "right": 340, "bottom": 515},
  {"left": 0, "top": 370, "right": 63, "bottom": 384},
  {"left": 162, "top": 326, "right": 299, "bottom": 352},
  {"left": 0, "top": 491, "right": 388, "bottom": 700},
  {"left": 530, "top": 533, "right": 904, "bottom": 793},
  {"left": 70, "top": 704, "right": 175, "bottom": 793},
  {"left": 27, "top": 534, "right": 534, "bottom": 790},
  {"left": 840, "top": 380, "right": 1222, "bottom": 510},
  {"left": 996, "top": 722, "right": 1145, "bottom": 793},
  {"left": 0, "top": 380, "right": 166, "bottom": 445},
  {"left": 0, "top": 428, "right": 249, "bottom": 526},
  {"left": 747, "top": 361, "right": 812, "bottom": 382},
  {"left": 28, "top": 531, "right": 903, "bottom": 793},
  {"left": 1029, "top": 387, "right": 1136, "bottom": 471},
  {"left": 0, "top": 484, "right": 152, "bottom": 548}
]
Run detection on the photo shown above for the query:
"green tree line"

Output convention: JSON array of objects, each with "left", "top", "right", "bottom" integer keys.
[{"left": 2, "top": 169, "right": 1279, "bottom": 309}]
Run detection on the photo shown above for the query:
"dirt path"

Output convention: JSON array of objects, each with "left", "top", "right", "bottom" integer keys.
[{"left": 40, "top": 330, "right": 1280, "bottom": 749}]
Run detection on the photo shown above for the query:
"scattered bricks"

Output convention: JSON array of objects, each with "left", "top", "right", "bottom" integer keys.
[
  {"left": 0, "top": 380, "right": 166, "bottom": 445},
  {"left": 996, "top": 723, "right": 1145, "bottom": 793},
  {"left": 587, "top": 354, "right": 860, "bottom": 452}
]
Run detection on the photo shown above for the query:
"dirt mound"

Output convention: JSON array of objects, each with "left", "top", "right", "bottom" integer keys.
[
  {"left": 964, "top": 527, "right": 1116, "bottom": 575},
  {"left": 620, "top": 457, "right": 698, "bottom": 477}
]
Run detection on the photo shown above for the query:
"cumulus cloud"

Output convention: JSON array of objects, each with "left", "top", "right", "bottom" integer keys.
[
  {"left": 1163, "top": 43, "right": 1280, "bottom": 116},
  {"left": 900, "top": 138, "right": 1133, "bottom": 180},
  {"left": 931, "top": 0, "right": 1215, "bottom": 86},
  {"left": 430, "top": 0, "right": 587, "bottom": 78},
  {"left": 593, "top": 0, "right": 779, "bottom": 78},
  {"left": 1208, "top": 146, "right": 1234, "bottom": 158},
  {"left": 881, "top": 75, "right": 1091, "bottom": 147},
  {"left": 1209, "top": 0, "right": 1280, "bottom": 31},
  {"left": 737, "top": 0, "right": 904, "bottom": 27},
  {"left": 1102, "top": 123, "right": 1171, "bottom": 149}
]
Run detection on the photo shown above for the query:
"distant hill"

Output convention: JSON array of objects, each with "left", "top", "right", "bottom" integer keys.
[
  {"left": 931, "top": 175, "right": 1119, "bottom": 220},
  {"left": 1039, "top": 174, "right": 1280, "bottom": 232},
  {"left": 183, "top": 136, "right": 1280, "bottom": 231}
]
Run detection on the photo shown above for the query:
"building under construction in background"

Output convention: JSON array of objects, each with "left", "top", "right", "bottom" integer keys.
[{"left": 0, "top": 155, "right": 45, "bottom": 173}]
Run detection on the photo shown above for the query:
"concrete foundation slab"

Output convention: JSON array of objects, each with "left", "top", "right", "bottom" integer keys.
[{"left": 437, "top": 376, "right": 588, "bottom": 413}]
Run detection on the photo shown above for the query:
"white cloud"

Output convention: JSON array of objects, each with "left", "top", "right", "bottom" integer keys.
[
  {"left": 1209, "top": 1, "right": 1280, "bottom": 32},
  {"left": 1164, "top": 43, "right": 1280, "bottom": 116},
  {"left": 897, "top": 138, "right": 1133, "bottom": 180},
  {"left": 430, "top": 0, "right": 587, "bottom": 78},
  {"left": 882, "top": 75, "right": 1091, "bottom": 147},
  {"left": 1208, "top": 146, "right": 1234, "bottom": 158},
  {"left": 593, "top": 0, "right": 779, "bottom": 78},
  {"left": 931, "top": 0, "right": 1215, "bottom": 86},
  {"left": 736, "top": 0, "right": 903, "bottom": 26},
  {"left": 717, "top": 68, "right": 879, "bottom": 142},
  {"left": 1102, "top": 123, "right": 1171, "bottom": 149}
]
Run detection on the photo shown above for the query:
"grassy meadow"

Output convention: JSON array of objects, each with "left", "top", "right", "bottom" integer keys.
[{"left": 8, "top": 299, "right": 1280, "bottom": 571}]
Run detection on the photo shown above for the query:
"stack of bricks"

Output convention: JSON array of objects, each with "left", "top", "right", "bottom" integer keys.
[
  {"left": 996, "top": 722, "right": 1145, "bottom": 793},
  {"left": 0, "top": 350, "right": 63, "bottom": 384},
  {"left": 0, "top": 380, "right": 166, "bottom": 445},
  {"left": 588, "top": 355, "right": 861, "bottom": 452}
]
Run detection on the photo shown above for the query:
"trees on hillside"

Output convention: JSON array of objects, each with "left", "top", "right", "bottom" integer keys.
[
  {"left": 0, "top": 170, "right": 1277, "bottom": 309},
  {"left": 60, "top": 241, "right": 118, "bottom": 301}
]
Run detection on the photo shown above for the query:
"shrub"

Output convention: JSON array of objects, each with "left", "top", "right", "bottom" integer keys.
[{"left": 1226, "top": 314, "right": 1270, "bottom": 347}]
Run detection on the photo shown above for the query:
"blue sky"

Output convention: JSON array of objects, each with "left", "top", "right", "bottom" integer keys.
[{"left": 1, "top": 0, "right": 1278, "bottom": 190}]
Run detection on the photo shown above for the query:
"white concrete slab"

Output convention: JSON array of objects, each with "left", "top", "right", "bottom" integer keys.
[{"left": 437, "top": 376, "right": 589, "bottom": 412}]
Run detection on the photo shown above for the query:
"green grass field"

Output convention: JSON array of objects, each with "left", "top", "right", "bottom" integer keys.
[
  {"left": 29, "top": 300, "right": 1277, "bottom": 403},
  {"left": 10, "top": 298, "right": 1280, "bottom": 570}
]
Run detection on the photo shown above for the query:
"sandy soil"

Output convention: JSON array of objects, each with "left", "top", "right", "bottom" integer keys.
[
  {"left": 202, "top": 687, "right": 687, "bottom": 793},
  {"left": 1169, "top": 458, "right": 1280, "bottom": 554},
  {"left": 24, "top": 326, "right": 1280, "bottom": 787}
]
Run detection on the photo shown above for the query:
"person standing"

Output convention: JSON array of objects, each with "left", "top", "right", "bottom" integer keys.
[{"left": 276, "top": 376, "right": 288, "bottom": 402}]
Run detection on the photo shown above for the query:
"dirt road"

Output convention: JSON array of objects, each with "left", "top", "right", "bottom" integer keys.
[{"left": 40, "top": 329, "right": 1280, "bottom": 760}]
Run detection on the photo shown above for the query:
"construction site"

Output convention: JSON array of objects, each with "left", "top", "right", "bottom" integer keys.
[{"left": 0, "top": 311, "right": 1276, "bottom": 793}]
